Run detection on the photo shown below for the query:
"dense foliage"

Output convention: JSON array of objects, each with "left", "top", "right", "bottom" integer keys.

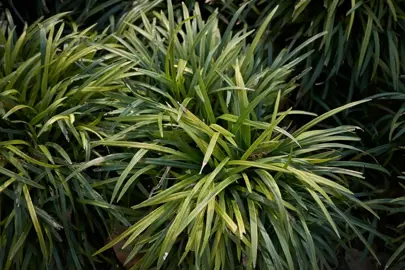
[
  {"left": 0, "top": 0, "right": 404, "bottom": 269},
  {"left": 0, "top": 15, "right": 138, "bottom": 269}
]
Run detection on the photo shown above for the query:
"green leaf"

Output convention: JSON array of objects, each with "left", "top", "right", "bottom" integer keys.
[
  {"left": 307, "top": 188, "right": 340, "bottom": 238},
  {"left": 8, "top": 223, "right": 32, "bottom": 260},
  {"left": 38, "top": 145, "right": 54, "bottom": 164},
  {"left": 232, "top": 200, "right": 245, "bottom": 239},
  {"left": 2, "top": 105, "right": 36, "bottom": 119},
  {"left": 214, "top": 201, "right": 237, "bottom": 233},
  {"left": 23, "top": 184, "right": 48, "bottom": 260},
  {"left": 92, "top": 141, "right": 191, "bottom": 160},
  {"left": 46, "top": 142, "right": 72, "bottom": 164},
  {"left": 0, "top": 167, "right": 44, "bottom": 189},
  {"left": 248, "top": 199, "right": 258, "bottom": 268},
  {"left": 346, "top": 0, "right": 356, "bottom": 39},
  {"left": 385, "top": 241, "right": 405, "bottom": 269},
  {"left": 111, "top": 149, "right": 148, "bottom": 202},
  {"left": 5, "top": 145, "right": 59, "bottom": 168},
  {"left": 117, "top": 165, "right": 156, "bottom": 201},
  {"left": 200, "top": 132, "right": 220, "bottom": 174},
  {"left": 228, "top": 160, "right": 288, "bottom": 173},
  {"left": 293, "top": 100, "right": 370, "bottom": 136},
  {"left": 386, "top": 0, "right": 398, "bottom": 21},
  {"left": 241, "top": 6, "right": 278, "bottom": 73},
  {"left": 357, "top": 15, "right": 373, "bottom": 74},
  {"left": 132, "top": 175, "right": 200, "bottom": 209}
]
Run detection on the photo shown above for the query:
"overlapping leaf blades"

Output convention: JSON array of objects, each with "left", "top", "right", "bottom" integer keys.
[
  {"left": 0, "top": 15, "right": 136, "bottom": 269},
  {"left": 88, "top": 2, "right": 387, "bottom": 269},
  {"left": 207, "top": 0, "right": 405, "bottom": 93},
  {"left": 0, "top": 0, "right": 401, "bottom": 269}
]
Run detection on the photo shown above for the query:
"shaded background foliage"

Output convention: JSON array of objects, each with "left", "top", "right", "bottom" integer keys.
[{"left": 0, "top": 0, "right": 405, "bottom": 269}]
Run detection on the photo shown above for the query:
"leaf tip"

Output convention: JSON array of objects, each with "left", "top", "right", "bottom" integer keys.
[{"left": 199, "top": 162, "right": 206, "bottom": 174}]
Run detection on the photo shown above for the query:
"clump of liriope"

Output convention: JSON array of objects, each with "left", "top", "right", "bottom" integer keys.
[
  {"left": 206, "top": 0, "right": 405, "bottom": 94},
  {"left": 0, "top": 15, "right": 139, "bottom": 269},
  {"left": 89, "top": 2, "right": 388, "bottom": 269}
]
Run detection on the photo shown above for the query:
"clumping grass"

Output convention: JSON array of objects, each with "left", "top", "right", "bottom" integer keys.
[
  {"left": 0, "top": 0, "right": 404, "bottom": 269},
  {"left": 207, "top": 0, "right": 405, "bottom": 92},
  {"left": 90, "top": 2, "right": 387, "bottom": 269},
  {"left": 0, "top": 14, "right": 137, "bottom": 269}
]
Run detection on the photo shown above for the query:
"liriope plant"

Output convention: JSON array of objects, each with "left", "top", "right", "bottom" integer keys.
[
  {"left": 89, "top": 2, "right": 388, "bottom": 269},
  {"left": 205, "top": 0, "right": 405, "bottom": 95},
  {"left": 0, "top": 15, "right": 139, "bottom": 269}
]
